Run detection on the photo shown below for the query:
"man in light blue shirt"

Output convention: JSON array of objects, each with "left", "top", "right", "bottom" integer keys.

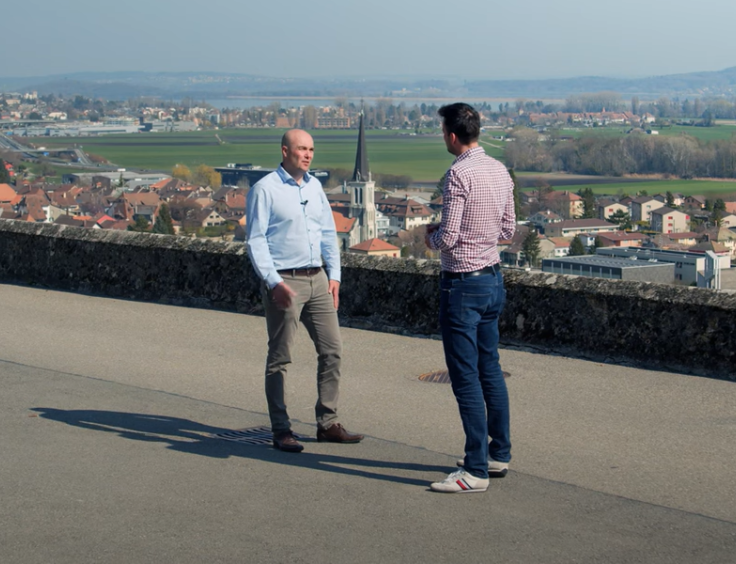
[{"left": 246, "top": 129, "right": 363, "bottom": 452}]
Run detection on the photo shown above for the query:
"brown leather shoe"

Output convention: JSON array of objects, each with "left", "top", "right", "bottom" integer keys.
[
  {"left": 272, "top": 431, "right": 304, "bottom": 452},
  {"left": 317, "top": 423, "right": 364, "bottom": 443}
]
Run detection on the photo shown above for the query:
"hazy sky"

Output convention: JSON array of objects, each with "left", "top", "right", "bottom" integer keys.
[{"left": 3, "top": 0, "right": 736, "bottom": 80}]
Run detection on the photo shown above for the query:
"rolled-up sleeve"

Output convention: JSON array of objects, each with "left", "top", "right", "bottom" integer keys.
[
  {"left": 500, "top": 176, "right": 516, "bottom": 241},
  {"left": 428, "top": 169, "right": 466, "bottom": 251}
]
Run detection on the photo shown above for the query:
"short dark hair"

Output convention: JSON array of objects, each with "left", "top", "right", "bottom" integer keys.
[{"left": 438, "top": 103, "right": 480, "bottom": 144}]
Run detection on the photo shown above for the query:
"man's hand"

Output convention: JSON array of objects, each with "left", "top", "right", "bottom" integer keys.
[
  {"left": 271, "top": 282, "right": 297, "bottom": 309},
  {"left": 328, "top": 280, "right": 340, "bottom": 310},
  {"left": 425, "top": 223, "right": 440, "bottom": 248}
]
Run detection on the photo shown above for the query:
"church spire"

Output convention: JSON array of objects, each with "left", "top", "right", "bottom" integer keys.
[{"left": 352, "top": 111, "right": 369, "bottom": 182}]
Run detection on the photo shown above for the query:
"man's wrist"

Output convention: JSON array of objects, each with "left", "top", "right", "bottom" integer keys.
[{"left": 267, "top": 277, "right": 283, "bottom": 289}]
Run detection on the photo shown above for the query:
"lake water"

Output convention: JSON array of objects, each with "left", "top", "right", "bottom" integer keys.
[{"left": 203, "top": 96, "right": 517, "bottom": 110}]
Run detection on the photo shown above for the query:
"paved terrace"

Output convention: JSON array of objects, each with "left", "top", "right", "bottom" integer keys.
[{"left": 2, "top": 284, "right": 735, "bottom": 564}]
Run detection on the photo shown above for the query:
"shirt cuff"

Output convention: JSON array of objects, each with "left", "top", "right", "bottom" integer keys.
[{"left": 264, "top": 272, "right": 283, "bottom": 289}]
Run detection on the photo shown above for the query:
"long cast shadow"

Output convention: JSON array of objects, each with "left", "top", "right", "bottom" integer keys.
[{"left": 32, "top": 407, "right": 450, "bottom": 487}]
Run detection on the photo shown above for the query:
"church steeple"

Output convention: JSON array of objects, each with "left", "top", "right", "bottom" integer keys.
[{"left": 352, "top": 111, "right": 369, "bottom": 182}]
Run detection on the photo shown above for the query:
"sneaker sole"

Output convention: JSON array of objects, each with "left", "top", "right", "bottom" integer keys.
[{"left": 430, "top": 486, "right": 488, "bottom": 493}]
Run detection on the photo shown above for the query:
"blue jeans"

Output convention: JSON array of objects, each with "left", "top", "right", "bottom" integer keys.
[{"left": 439, "top": 270, "right": 510, "bottom": 479}]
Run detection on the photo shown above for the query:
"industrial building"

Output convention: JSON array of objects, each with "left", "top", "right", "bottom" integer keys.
[{"left": 542, "top": 255, "right": 675, "bottom": 283}]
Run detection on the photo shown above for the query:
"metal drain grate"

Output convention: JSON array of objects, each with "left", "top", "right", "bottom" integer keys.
[
  {"left": 213, "top": 426, "right": 306, "bottom": 445},
  {"left": 419, "top": 370, "right": 452, "bottom": 383},
  {"left": 419, "top": 370, "right": 511, "bottom": 383}
]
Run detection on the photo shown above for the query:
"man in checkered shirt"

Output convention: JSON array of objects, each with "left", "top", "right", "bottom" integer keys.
[{"left": 425, "top": 103, "right": 516, "bottom": 493}]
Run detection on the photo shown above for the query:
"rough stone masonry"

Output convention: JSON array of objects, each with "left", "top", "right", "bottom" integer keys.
[{"left": 1, "top": 219, "right": 733, "bottom": 379}]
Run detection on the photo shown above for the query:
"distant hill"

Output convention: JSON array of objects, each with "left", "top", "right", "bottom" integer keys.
[
  {"left": 465, "top": 67, "right": 736, "bottom": 99},
  {"left": 1, "top": 67, "right": 736, "bottom": 100}
]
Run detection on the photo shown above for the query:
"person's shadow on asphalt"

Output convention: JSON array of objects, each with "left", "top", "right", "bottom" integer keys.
[{"left": 32, "top": 407, "right": 451, "bottom": 487}]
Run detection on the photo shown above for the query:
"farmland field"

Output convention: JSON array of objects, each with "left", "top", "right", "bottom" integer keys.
[
  {"left": 551, "top": 178, "right": 736, "bottom": 197},
  {"left": 24, "top": 124, "right": 736, "bottom": 193},
  {"left": 559, "top": 123, "right": 736, "bottom": 142},
  {"left": 25, "top": 128, "right": 506, "bottom": 183}
]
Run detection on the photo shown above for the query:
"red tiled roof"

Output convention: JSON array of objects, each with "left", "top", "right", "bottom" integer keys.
[
  {"left": 665, "top": 232, "right": 698, "bottom": 240},
  {"left": 544, "top": 191, "right": 582, "bottom": 202},
  {"left": 94, "top": 214, "right": 115, "bottom": 224},
  {"left": 557, "top": 219, "right": 616, "bottom": 228},
  {"left": 596, "top": 231, "right": 649, "bottom": 241},
  {"left": 0, "top": 183, "right": 17, "bottom": 203},
  {"left": 331, "top": 210, "right": 357, "bottom": 234},
  {"left": 122, "top": 192, "right": 161, "bottom": 206},
  {"left": 547, "top": 237, "right": 573, "bottom": 248},
  {"left": 350, "top": 238, "right": 400, "bottom": 252}
]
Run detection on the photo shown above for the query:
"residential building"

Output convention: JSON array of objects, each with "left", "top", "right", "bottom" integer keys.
[
  {"left": 539, "top": 190, "right": 583, "bottom": 219},
  {"left": 547, "top": 237, "right": 573, "bottom": 257},
  {"left": 0, "top": 183, "right": 18, "bottom": 205},
  {"left": 649, "top": 207, "right": 690, "bottom": 233},
  {"left": 595, "top": 231, "right": 649, "bottom": 248},
  {"left": 499, "top": 225, "right": 555, "bottom": 266},
  {"left": 695, "top": 228, "right": 736, "bottom": 260},
  {"left": 544, "top": 218, "right": 617, "bottom": 238},
  {"left": 375, "top": 209, "right": 391, "bottom": 237},
  {"left": 527, "top": 210, "right": 563, "bottom": 233},
  {"left": 188, "top": 209, "right": 226, "bottom": 229},
  {"left": 332, "top": 210, "right": 359, "bottom": 252},
  {"left": 689, "top": 240, "right": 732, "bottom": 268},
  {"left": 660, "top": 232, "right": 699, "bottom": 247},
  {"left": 682, "top": 195, "right": 706, "bottom": 209},
  {"left": 348, "top": 238, "right": 400, "bottom": 257},
  {"left": 630, "top": 196, "right": 665, "bottom": 223},
  {"left": 371, "top": 194, "right": 435, "bottom": 235},
  {"left": 719, "top": 214, "right": 736, "bottom": 228},
  {"left": 597, "top": 199, "right": 628, "bottom": 220}
]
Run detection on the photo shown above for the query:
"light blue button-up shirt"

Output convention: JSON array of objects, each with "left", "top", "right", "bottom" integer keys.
[{"left": 245, "top": 165, "right": 340, "bottom": 288}]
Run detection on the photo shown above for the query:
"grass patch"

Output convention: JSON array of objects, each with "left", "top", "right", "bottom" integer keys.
[
  {"left": 552, "top": 179, "right": 736, "bottom": 197},
  {"left": 558, "top": 124, "right": 736, "bottom": 142},
  {"left": 24, "top": 127, "right": 508, "bottom": 183}
]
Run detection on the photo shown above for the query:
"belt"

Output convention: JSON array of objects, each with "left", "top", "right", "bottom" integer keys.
[
  {"left": 277, "top": 267, "right": 323, "bottom": 277},
  {"left": 441, "top": 263, "right": 501, "bottom": 279}
]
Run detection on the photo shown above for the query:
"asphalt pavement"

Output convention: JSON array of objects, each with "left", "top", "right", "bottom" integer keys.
[{"left": 1, "top": 284, "right": 734, "bottom": 564}]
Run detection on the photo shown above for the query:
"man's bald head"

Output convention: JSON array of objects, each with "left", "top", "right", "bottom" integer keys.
[
  {"left": 281, "top": 129, "right": 312, "bottom": 151},
  {"left": 280, "top": 129, "right": 315, "bottom": 182}
]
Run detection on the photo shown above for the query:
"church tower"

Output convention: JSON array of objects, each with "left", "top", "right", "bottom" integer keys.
[{"left": 347, "top": 111, "right": 376, "bottom": 242}]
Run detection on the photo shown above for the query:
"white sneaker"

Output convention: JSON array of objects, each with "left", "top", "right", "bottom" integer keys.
[
  {"left": 430, "top": 469, "right": 489, "bottom": 493},
  {"left": 456, "top": 457, "right": 509, "bottom": 477}
]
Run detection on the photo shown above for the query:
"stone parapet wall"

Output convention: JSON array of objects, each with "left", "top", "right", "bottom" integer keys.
[{"left": 1, "top": 219, "right": 733, "bottom": 379}]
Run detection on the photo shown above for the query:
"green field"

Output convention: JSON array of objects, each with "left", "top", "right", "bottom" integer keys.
[
  {"left": 552, "top": 179, "right": 736, "bottom": 197},
  {"left": 26, "top": 123, "right": 736, "bottom": 189},
  {"left": 25, "top": 128, "right": 505, "bottom": 183},
  {"left": 559, "top": 123, "right": 736, "bottom": 142}
]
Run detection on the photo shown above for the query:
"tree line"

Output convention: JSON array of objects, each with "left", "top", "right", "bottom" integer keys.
[
  {"left": 497, "top": 92, "right": 736, "bottom": 120},
  {"left": 505, "top": 128, "right": 736, "bottom": 178}
]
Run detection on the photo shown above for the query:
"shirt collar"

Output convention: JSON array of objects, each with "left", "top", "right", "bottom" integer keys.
[
  {"left": 452, "top": 145, "right": 485, "bottom": 165},
  {"left": 276, "top": 164, "right": 311, "bottom": 186}
]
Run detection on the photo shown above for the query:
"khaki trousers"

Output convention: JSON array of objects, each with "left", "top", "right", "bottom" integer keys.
[{"left": 261, "top": 269, "right": 342, "bottom": 433}]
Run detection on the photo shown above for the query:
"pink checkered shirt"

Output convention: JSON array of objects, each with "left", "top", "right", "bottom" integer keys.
[{"left": 428, "top": 146, "right": 516, "bottom": 272}]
